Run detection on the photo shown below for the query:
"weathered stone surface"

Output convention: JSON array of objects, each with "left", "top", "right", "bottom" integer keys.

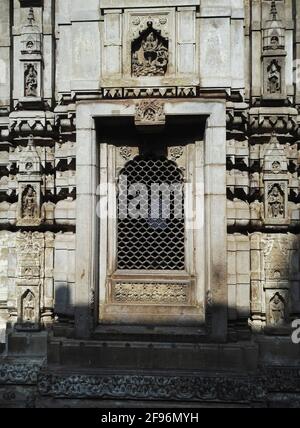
[{"left": 0, "top": 0, "right": 299, "bottom": 407}]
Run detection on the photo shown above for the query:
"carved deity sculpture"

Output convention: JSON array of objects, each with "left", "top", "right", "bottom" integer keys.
[
  {"left": 269, "top": 293, "right": 285, "bottom": 325},
  {"left": 22, "top": 185, "right": 37, "bottom": 219},
  {"left": 22, "top": 291, "right": 35, "bottom": 323},
  {"left": 132, "top": 21, "right": 168, "bottom": 77},
  {"left": 268, "top": 184, "right": 284, "bottom": 218},
  {"left": 25, "top": 64, "right": 38, "bottom": 97},
  {"left": 267, "top": 60, "right": 281, "bottom": 94},
  {"left": 270, "top": 35, "right": 279, "bottom": 49}
]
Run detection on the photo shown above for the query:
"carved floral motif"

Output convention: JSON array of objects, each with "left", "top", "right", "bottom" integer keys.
[
  {"left": 169, "top": 147, "right": 184, "bottom": 161},
  {"left": 119, "top": 147, "right": 133, "bottom": 161},
  {"left": 113, "top": 283, "right": 188, "bottom": 304}
]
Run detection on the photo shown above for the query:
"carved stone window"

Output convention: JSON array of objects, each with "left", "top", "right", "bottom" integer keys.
[
  {"left": 117, "top": 156, "right": 184, "bottom": 270},
  {"left": 131, "top": 21, "right": 169, "bottom": 77}
]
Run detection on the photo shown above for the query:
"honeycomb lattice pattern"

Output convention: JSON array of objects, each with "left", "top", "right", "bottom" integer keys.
[{"left": 117, "top": 156, "right": 185, "bottom": 270}]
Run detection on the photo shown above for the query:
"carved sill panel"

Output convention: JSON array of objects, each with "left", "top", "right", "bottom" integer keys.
[{"left": 113, "top": 282, "right": 189, "bottom": 305}]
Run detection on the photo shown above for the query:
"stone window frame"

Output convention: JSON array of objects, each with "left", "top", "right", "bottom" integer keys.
[{"left": 75, "top": 99, "right": 227, "bottom": 341}]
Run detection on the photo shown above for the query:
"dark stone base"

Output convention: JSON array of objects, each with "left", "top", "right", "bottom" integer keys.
[{"left": 0, "top": 334, "right": 300, "bottom": 408}]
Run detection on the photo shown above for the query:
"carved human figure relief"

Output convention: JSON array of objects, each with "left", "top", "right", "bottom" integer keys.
[
  {"left": 22, "top": 290, "right": 35, "bottom": 323},
  {"left": 267, "top": 184, "right": 284, "bottom": 218},
  {"left": 269, "top": 292, "right": 285, "bottom": 326},
  {"left": 22, "top": 185, "right": 37, "bottom": 219},
  {"left": 267, "top": 60, "right": 281, "bottom": 94},
  {"left": 24, "top": 64, "right": 38, "bottom": 97},
  {"left": 132, "top": 21, "right": 169, "bottom": 77},
  {"left": 270, "top": 35, "right": 279, "bottom": 50}
]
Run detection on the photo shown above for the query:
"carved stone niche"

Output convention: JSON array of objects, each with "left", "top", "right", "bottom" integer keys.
[
  {"left": 18, "top": 183, "right": 41, "bottom": 226},
  {"left": 16, "top": 288, "right": 40, "bottom": 332},
  {"left": 16, "top": 135, "right": 42, "bottom": 227},
  {"left": 265, "top": 290, "right": 289, "bottom": 334},
  {"left": 125, "top": 9, "right": 174, "bottom": 82},
  {"left": 19, "top": 8, "right": 43, "bottom": 107},
  {"left": 263, "top": 134, "right": 289, "bottom": 227},
  {"left": 262, "top": 1, "right": 286, "bottom": 101},
  {"left": 250, "top": 233, "right": 295, "bottom": 335},
  {"left": 24, "top": 63, "right": 39, "bottom": 97},
  {"left": 132, "top": 21, "right": 169, "bottom": 78},
  {"left": 134, "top": 99, "right": 166, "bottom": 132},
  {"left": 14, "top": 231, "right": 44, "bottom": 331},
  {"left": 263, "top": 57, "right": 286, "bottom": 100},
  {"left": 263, "top": 235, "right": 291, "bottom": 334}
]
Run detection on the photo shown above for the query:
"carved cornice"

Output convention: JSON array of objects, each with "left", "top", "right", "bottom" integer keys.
[
  {"left": 249, "top": 108, "right": 299, "bottom": 138},
  {"left": 9, "top": 111, "right": 55, "bottom": 136},
  {"left": 102, "top": 86, "right": 198, "bottom": 99}
]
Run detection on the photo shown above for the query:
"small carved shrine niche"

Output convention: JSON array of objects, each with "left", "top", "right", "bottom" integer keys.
[
  {"left": 268, "top": 292, "right": 286, "bottom": 327},
  {"left": 24, "top": 63, "right": 38, "bottom": 97},
  {"left": 21, "top": 290, "right": 36, "bottom": 324},
  {"left": 132, "top": 21, "right": 169, "bottom": 77},
  {"left": 21, "top": 184, "right": 38, "bottom": 220},
  {"left": 267, "top": 183, "right": 284, "bottom": 219},
  {"left": 16, "top": 287, "right": 40, "bottom": 331},
  {"left": 20, "top": 7, "right": 43, "bottom": 103},
  {"left": 17, "top": 135, "right": 42, "bottom": 226},
  {"left": 263, "top": 134, "right": 289, "bottom": 226},
  {"left": 262, "top": 1, "right": 286, "bottom": 100},
  {"left": 267, "top": 59, "right": 281, "bottom": 94}
]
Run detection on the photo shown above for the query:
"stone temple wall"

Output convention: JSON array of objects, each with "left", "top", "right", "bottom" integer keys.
[{"left": 0, "top": 0, "right": 300, "bottom": 408}]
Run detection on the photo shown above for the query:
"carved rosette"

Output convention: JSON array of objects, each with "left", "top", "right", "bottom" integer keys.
[{"left": 119, "top": 147, "right": 133, "bottom": 161}]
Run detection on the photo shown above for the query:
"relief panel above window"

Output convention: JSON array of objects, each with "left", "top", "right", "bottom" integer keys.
[{"left": 101, "top": 7, "right": 199, "bottom": 88}]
